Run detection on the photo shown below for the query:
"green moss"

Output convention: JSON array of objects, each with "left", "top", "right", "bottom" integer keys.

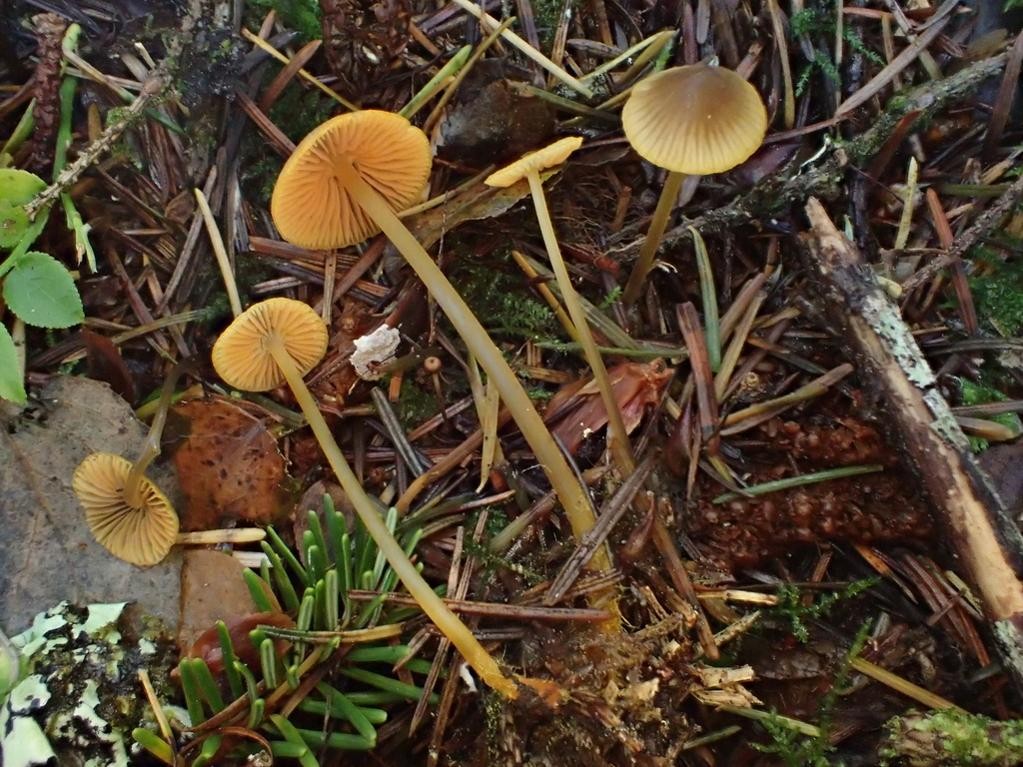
[
  {"left": 598, "top": 285, "right": 623, "bottom": 310},
  {"left": 957, "top": 377, "right": 1023, "bottom": 452},
  {"left": 753, "top": 624, "right": 870, "bottom": 767},
  {"left": 395, "top": 378, "right": 438, "bottom": 430},
  {"left": 970, "top": 248, "right": 1023, "bottom": 336},
  {"left": 246, "top": 0, "right": 321, "bottom": 41},
  {"left": 450, "top": 253, "right": 559, "bottom": 342},
  {"left": 790, "top": 4, "right": 883, "bottom": 96},
  {"left": 882, "top": 709, "right": 1023, "bottom": 765},
  {"left": 770, "top": 579, "right": 877, "bottom": 644},
  {"left": 526, "top": 386, "right": 554, "bottom": 403}
]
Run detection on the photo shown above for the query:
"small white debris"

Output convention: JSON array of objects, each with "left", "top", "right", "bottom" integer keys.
[
  {"left": 458, "top": 662, "right": 478, "bottom": 693},
  {"left": 350, "top": 325, "right": 401, "bottom": 381}
]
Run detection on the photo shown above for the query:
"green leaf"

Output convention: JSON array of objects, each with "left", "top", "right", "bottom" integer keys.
[
  {"left": 0, "top": 169, "right": 46, "bottom": 205},
  {"left": 3, "top": 251, "right": 83, "bottom": 328},
  {"left": 0, "top": 200, "right": 30, "bottom": 249},
  {"left": 0, "top": 323, "right": 26, "bottom": 403},
  {"left": 0, "top": 169, "right": 46, "bottom": 252}
]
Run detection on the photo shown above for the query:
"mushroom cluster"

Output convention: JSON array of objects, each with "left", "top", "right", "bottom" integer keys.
[
  {"left": 269, "top": 110, "right": 604, "bottom": 558},
  {"left": 193, "top": 61, "right": 769, "bottom": 699}
]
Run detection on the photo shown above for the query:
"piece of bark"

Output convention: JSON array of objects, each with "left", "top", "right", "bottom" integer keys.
[{"left": 799, "top": 198, "right": 1023, "bottom": 694}]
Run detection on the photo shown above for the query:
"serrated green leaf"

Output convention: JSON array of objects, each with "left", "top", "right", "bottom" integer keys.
[
  {"left": 0, "top": 170, "right": 46, "bottom": 253},
  {"left": 0, "top": 200, "right": 30, "bottom": 248},
  {"left": 0, "top": 169, "right": 46, "bottom": 205},
  {"left": 3, "top": 251, "right": 83, "bottom": 328},
  {"left": 0, "top": 323, "right": 26, "bottom": 403}
]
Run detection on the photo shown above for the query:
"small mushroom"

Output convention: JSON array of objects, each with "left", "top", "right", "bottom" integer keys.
[
  {"left": 269, "top": 111, "right": 603, "bottom": 570},
  {"left": 73, "top": 452, "right": 179, "bottom": 566},
  {"left": 212, "top": 297, "right": 519, "bottom": 699},
  {"left": 271, "top": 111, "right": 432, "bottom": 251},
  {"left": 486, "top": 138, "right": 634, "bottom": 472},
  {"left": 71, "top": 360, "right": 195, "bottom": 566},
  {"left": 620, "top": 63, "right": 768, "bottom": 305}
]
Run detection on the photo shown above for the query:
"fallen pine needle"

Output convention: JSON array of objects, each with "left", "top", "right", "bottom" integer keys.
[
  {"left": 713, "top": 464, "right": 884, "bottom": 504},
  {"left": 850, "top": 656, "right": 963, "bottom": 711}
]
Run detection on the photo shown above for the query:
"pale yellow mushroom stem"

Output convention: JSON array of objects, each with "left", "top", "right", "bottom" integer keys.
[
  {"left": 331, "top": 155, "right": 608, "bottom": 566},
  {"left": 125, "top": 359, "right": 193, "bottom": 508},
  {"left": 525, "top": 172, "right": 635, "bottom": 475},
  {"left": 264, "top": 333, "right": 519, "bottom": 699},
  {"left": 622, "top": 170, "right": 686, "bottom": 307}
]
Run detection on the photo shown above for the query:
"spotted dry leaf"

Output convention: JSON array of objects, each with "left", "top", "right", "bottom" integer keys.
[{"left": 165, "top": 398, "right": 293, "bottom": 531}]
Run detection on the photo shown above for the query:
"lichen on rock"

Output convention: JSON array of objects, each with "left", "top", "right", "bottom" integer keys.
[{"left": 0, "top": 601, "right": 176, "bottom": 767}]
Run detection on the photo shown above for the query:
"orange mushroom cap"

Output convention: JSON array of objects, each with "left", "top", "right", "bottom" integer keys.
[
  {"left": 484, "top": 136, "right": 584, "bottom": 188},
  {"left": 73, "top": 452, "right": 179, "bottom": 567},
  {"left": 621, "top": 64, "right": 768, "bottom": 176},
  {"left": 212, "top": 297, "right": 328, "bottom": 392},
  {"left": 270, "top": 110, "right": 433, "bottom": 250}
]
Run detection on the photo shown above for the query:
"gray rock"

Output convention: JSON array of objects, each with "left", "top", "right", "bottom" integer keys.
[{"left": 0, "top": 377, "right": 181, "bottom": 635}]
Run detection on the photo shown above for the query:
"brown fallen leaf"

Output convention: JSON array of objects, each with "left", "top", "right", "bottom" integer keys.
[
  {"left": 82, "top": 329, "right": 136, "bottom": 404},
  {"left": 185, "top": 611, "right": 294, "bottom": 678},
  {"left": 164, "top": 398, "right": 294, "bottom": 531},
  {"left": 547, "top": 360, "right": 672, "bottom": 456}
]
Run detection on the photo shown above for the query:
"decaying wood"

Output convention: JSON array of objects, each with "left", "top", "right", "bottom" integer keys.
[{"left": 799, "top": 198, "right": 1023, "bottom": 694}]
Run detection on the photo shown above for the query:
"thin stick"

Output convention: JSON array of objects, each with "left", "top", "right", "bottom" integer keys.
[
  {"left": 422, "top": 17, "right": 513, "bottom": 135},
  {"left": 835, "top": 18, "right": 948, "bottom": 116},
  {"left": 176, "top": 529, "right": 267, "bottom": 545},
  {"left": 138, "top": 669, "right": 175, "bottom": 744},
  {"left": 25, "top": 74, "right": 165, "bottom": 219},
  {"left": 714, "top": 292, "right": 764, "bottom": 400},
  {"left": 718, "top": 705, "right": 821, "bottom": 737},
  {"left": 767, "top": 0, "right": 795, "bottom": 128},
  {"left": 849, "top": 657, "right": 962, "bottom": 711},
  {"left": 581, "top": 29, "right": 675, "bottom": 82},
  {"left": 544, "top": 456, "right": 655, "bottom": 604},
  {"left": 893, "top": 156, "right": 918, "bottom": 250},
  {"left": 712, "top": 464, "right": 883, "bottom": 503},
  {"left": 241, "top": 28, "right": 359, "bottom": 111},
  {"left": 446, "top": 0, "right": 594, "bottom": 98},
  {"left": 721, "top": 363, "right": 854, "bottom": 433},
  {"left": 400, "top": 45, "right": 472, "bottom": 119},
  {"left": 692, "top": 227, "right": 721, "bottom": 371},
  {"left": 677, "top": 302, "right": 719, "bottom": 451},
  {"left": 195, "top": 188, "right": 242, "bottom": 317},
  {"left": 347, "top": 590, "right": 609, "bottom": 622}
]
